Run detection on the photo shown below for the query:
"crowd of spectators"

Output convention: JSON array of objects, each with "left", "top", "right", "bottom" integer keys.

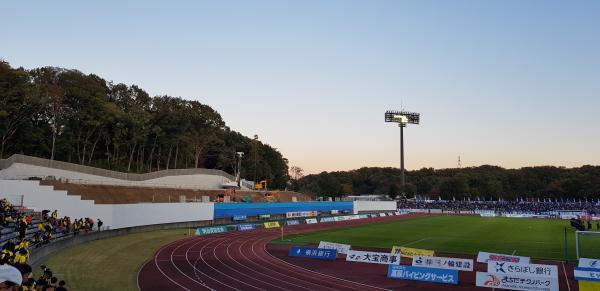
[
  {"left": 0, "top": 198, "right": 101, "bottom": 290},
  {"left": 398, "top": 199, "right": 600, "bottom": 215}
]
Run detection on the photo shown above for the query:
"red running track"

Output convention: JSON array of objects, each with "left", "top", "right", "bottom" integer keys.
[{"left": 137, "top": 214, "right": 579, "bottom": 291}]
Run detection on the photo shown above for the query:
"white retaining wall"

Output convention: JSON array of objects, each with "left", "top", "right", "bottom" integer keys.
[
  {"left": 0, "top": 163, "right": 231, "bottom": 189},
  {"left": 0, "top": 180, "right": 214, "bottom": 229},
  {"left": 353, "top": 201, "right": 397, "bottom": 214}
]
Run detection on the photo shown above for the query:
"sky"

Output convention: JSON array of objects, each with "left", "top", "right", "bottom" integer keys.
[{"left": 1, "top": 1, "right": 599, "bottom": 174}]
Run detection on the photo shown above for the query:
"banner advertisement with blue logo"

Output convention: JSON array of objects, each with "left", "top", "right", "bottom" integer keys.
[
  {"left": 237, "top": 224, "right": 256, "bottom": 231},
  {"left": 196, "top": 226, "right": 228, "bottom": 235},
  {"left": 412, "top": 255, "right": 474, "bottom": 271},
  {"left": 320, "top": 217, "right": 336, "bottom": 223},
  {"left": 574, "top": 268, "right": 600, "bottom": 282},
  {"left": 579, "top": 258, "right": 600, "bottom": 269},
  {"left": 476, "top": 272, "right": 558, "bottom": 291},
  {"left": 286, "top": 219, "right": 300, "bottom": 226},
  {"left": 388, "top": 265, "right": 458, "bottom": 285},
  {"left": 318, "top": 241, "right": 351, "bottom": 255},
  {"left": 288, "top": 246, "right": 337, "bottom": 260},
  {"left": 233, "top": 215, "right": 247, "bottom": 221},
  {"left": 487, "top": 261, "right": 558, "bottom": 279},
  {"left": 305, "top": 218, "right": 318, "bottom": 224}
]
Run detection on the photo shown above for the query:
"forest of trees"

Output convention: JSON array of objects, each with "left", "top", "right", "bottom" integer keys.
[
  {"left": 0, "top": 60, "right": 289, "bottom": 188},
  {"left": 3, "top": 59, "right": 599, "bottom": 198},
  {"left": 293, "top": 165, "right": 600, "bottom": 200}
]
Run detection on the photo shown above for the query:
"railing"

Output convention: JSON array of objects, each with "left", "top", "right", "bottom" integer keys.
[{"left": 0, "top": 154, "right": 236, "bottom": 181}]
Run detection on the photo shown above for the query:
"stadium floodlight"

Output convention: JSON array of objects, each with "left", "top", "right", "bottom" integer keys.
[{"left": 385, "top": 110, "right": 420, "bottom": 196}]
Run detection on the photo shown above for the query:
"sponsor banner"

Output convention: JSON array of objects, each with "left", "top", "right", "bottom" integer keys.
[
  {"left": 574, "top": 267, "right": 600, "bottom": 282},
  {"left": 286, "top": 219, "right": 300, "bottom": 226},
  {"left": 379, "top": 213, "right": 387, "bottom": 217},
  {"left": 259, "top": 214, "right": 271, "bottom": 219},
  {"left": 413, "top": 255, "right": 474, "bottom": 272},
  {"left": 388, "top": 212, "right": 394, "bottom": 216},
  {"left": 388, "top": 265, "right": 458, "bottom": 285},
  {"left": 289, "top": 246, "right": 337, "bottom": 260},
  {"left": 318, "top": 241, "right": 351, "bottom": 255},
  {"left": 237, "top": 224, "right": 255, "bottom": 231},
  {"left": 480, "top": 213, "right": 497, "bottom": 217},
  {"left": 196, "top": 226, "right": 228, "bottom": 235},
  {"left": 359, "top": 214, "right": 370, "bottom": 219},
  {"left": 477, "top": 251, "right": 531, "bottom": 264},
  {"left": 579, "top": 258, "right": 600, "bottom": 269},
  {"left": 476, "top": 272, "right": 558, "bottom": 291},
  {"left": 370, "top": 214, "right": 379, "bottom": 218},
  {"left": 286, "top": 211, "right": 318, "bottom": 218},
  {"left": 392, "top": 246, "right": 435, "bottom": 258},
  {"left": 305, "top": 218, "right": 318, "bottom": 224},
  {"left": 263, "top": 221, "right": 280, "bottom": 228},
  {"left": 320, "top": 217, "right": 336, "bottom": 223},
  {"left": 331, "top": 210, "right": 339, "bottom": 214},
  {"left": 487, "top": 261, "right": 558, "bottom": 278},
  {"left": 503, "top": 213, "right": 536, "bottom": 218},
  {"left": 233, "top": 215, "right": 247, "bottom": 221},
  {"left": 346, "top": 250, "right": 401, "bottom": 265}
]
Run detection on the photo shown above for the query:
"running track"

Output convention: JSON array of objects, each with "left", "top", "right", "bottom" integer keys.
[{"left": 137, "top": 214, "right": 579, "bottom": 291}]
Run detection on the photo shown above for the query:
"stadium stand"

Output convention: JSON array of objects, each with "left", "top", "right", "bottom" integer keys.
[
  {"left": 40, "top": 180, "right": 313, "bottom": 204},
  {"left": 0, "top": 198, "right": 78, "bottom": 290},
  {"left": 398, "top": 200, "right": 600, "bottom": 214}
]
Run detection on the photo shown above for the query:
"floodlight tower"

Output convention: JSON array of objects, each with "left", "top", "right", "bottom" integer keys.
[
  {"left": 235, "top": 152, "right": 244, "bottom": 188},
  {"left": 385, "top": 110, "right": 420, "bottom": 194}
]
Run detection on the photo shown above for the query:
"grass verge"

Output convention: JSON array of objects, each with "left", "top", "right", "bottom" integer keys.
[{"left": 33, "top": 228, "right": 191, "bottom": 291}]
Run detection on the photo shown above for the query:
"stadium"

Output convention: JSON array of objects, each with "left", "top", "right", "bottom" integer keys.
[
  {"left": 2, "top": 2, "right": 600, "bottom": 291},
  {"left": 0, "top": 153, "right": 599, "bottom": 290}
]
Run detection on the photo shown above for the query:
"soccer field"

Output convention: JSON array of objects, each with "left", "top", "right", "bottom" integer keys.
[{"left": 279, "top": 215, "right": 597, "bottom": 261}]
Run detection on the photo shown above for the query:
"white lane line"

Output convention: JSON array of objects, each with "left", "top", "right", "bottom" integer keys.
[
  {"left": 562, "top": 263, "right": 571, "bottom": 291},
  {"left": 188, "top": 234, "right": 242, "bottom": 291},
  {"left": 153, "top": 239, "right": 193, "bottom": 291},
  {"left": 401, "top": 237, "right": 432, "bottom": 247},
  {"left": 169, "top": 237, "right": 213, "bottom": 290},
  {"left": 259, "top": 234, "right": 389, "bottom": 291},
  {"left": 223, "top": 232, "right": 296, "bottom": 290}
]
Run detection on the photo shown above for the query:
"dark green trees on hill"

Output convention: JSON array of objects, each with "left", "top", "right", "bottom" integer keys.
[
  {"left": 0, "top": 60, "right": 288, "bottom": 188},
  {"left": 295, "top": 165, "right": 600, "bottom": 200}
]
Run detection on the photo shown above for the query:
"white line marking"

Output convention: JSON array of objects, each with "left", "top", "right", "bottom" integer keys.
[
  {"left": 562, "top": 263, "right": 571, "bottom": 291},
  {"left": 401, "top": 237, "right": 431, "bottom": 247}
]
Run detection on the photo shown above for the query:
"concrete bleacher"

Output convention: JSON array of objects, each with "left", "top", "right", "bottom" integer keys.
[{"left": 40, "top": 180, "right": 313, "bottom": 204}]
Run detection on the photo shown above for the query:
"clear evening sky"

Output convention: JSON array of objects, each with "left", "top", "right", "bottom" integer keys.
[{"left": 2, "top": 1, "right": 599, "bottom": 174}]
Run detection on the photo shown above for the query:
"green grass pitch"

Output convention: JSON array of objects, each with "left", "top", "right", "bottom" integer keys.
[{"left": 278, "top": 215, "right": 599, "bottom": 261}]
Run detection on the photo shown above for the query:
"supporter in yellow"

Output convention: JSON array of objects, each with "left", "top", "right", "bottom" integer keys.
[
  {"left": 13, "top": 249, "right": 27, "bottom": 264},
  {"left": 16, "top": 240, "right": 29, "bottom": 251},
  {"left": 0, "top": 249, "right": 13, "bottom": 264}
]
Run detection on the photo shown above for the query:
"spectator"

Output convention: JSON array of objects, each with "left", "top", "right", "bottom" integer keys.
[
  {"left": 0, "top": 264, "right": 22, "bottom": 290},
  {"left": 97, "top": 219, "right": 103, "bottom": 231},
  {"left": 14, "top": 264, "right": 32, "bottom": 286}
]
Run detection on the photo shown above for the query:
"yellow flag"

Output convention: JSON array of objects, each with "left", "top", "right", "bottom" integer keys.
[
  {"left": 391, "top": 246, "right": 434, "bottom": 258},
  {"left": 263, "top": 221, "right": 280, "bottom": 228}
]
